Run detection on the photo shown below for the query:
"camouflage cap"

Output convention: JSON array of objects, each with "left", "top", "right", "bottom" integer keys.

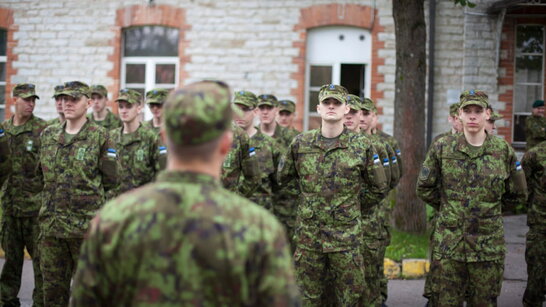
[
  {"left": 116, "top": 89, "right": 142, "bottom": 105},
  {"left": 52, "top": 85, "right": 64, "bottom": 98},
  {"left": 257, "top": 94, "right": 278, "bottom": 107},
  {"left": 346, "top": 94, "right": 363, "bottom": 111},
  {"left": 59, "top": 81, "right": 90, "bottom": 98},
  {"left": 532, "top": 99, "right": 544, "bottom": 108},
  {"left": 361, "top": 97, "right": 377, "bottom": 112},
  {"left": 489, "top": 111, "right": 503, "bottom": 121},
  {"left": 233, "top": 90, "right": 258, "bottom": 108},
  {"left": 278, "top": 99, "right": 296, "bottom": 113},
  {"left": 146, "top": 88, "right": 169, "bottom": 105},
  {"left": 449, "top": 103, "right": 460, "bottom": 116},
  {"left": 319, "top": 84, "right": 348, "bottom": 104},
  {"left": 90, "top": 85, "right": 108, "bottom": 98},
  {"left": 164, "top": 80, "right": 232, "bottom": 146},
  {"left": 459, "top": 90, "right": 488, "bottom": 109},
  {"left": 13, "top": 83, "right": 39, "bottom": 99}
]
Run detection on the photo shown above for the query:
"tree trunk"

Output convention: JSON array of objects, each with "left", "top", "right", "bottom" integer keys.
[{"left": 392, "top": 0, "right": 427, "bottom": 233}]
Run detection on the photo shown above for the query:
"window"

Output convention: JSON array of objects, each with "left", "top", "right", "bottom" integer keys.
[
  {"left": 305, "top": 27, "right": 371, "bottom": 130},
  {"left": 513, "top": 25, "right": 544, "bottom": 144},
  {"left": 121, "top": 26, "right": 179, "bottom": 119},
  {"left": 0, "top": 29, "right": 6, "bottom": 120}
]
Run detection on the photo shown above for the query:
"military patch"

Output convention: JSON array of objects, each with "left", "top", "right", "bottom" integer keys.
[
  {"left": 107, "top": 148, "right": 117, "bottom": 158},
  {"left": 159, "top": 146, "right": 167, "bottom": 155},
  {"left": 0, "top": 129, "right": 4, "bottom": 137},
  {"left": 391, "top": 156, "right": 397, "bottom": 164},
  {"left": 373, "top": 154, "right": 380, "bottom": 165},
  {"left": 419, "top": 166, "right": 430, "bottom": 180},
  {"left": 278, "top": 157, "right": 285, "bottom": 171},
  {"left": 383, "top": 158, "right": 390, "bottom": 167},
  {"left": 136, "top": 149, "right": 144, "bottom": 161},
  {"left": 396, "top": 149, "right": 401, "bottom": 156},
  {"left": 249, "top": 147, "right": 256, "bottom": 157},
  {"left": 26, "top": 140, "right": 34, "bottom": 151},
  {"left": 515, "top": 161, "right": 522, "bottom": 171},
  {"left": 77, "top": 147, "right": 86, "bottom": 160}
]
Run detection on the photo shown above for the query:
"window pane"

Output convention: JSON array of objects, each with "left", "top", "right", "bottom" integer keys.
[
  {"left": 308, "top": 90, "right": 319, "bottom": 113},
  {"left": 513, "top": 114, "right": 528, "bottom": 143},
  {"left": 310, "top": 66, "right": 332, "bottom": 87},
  {"left": 0, "top": 63, "right": 5, "bottom": 82},
  {"left": 155, "top": 64, "right": 176, "bottom": 84},
  {"left": 0, "top": 85, "right": 4, "bottom": 106},
  {"left": 514, "top": 85, "right": 542, "bottom": 113},
  {"left": 124, "top": 26, "right": 179, "bottom": 57},
  {"left": 516, "top": 25, "right": 544, "bottom": 54},
  {"left": 515, "top": 55, "right": 543, "bottom": 83},
  {"left": 125, "top": 64, "right": 145, "bottom": 84},
  {"left": 0, "top": 29, "right": 6, "bottom": 56}
]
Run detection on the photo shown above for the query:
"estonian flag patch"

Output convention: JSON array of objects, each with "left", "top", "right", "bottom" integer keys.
[
  {"left": 373, "top": 154, "right": 380, "bottom": 164},
  {"left": 159, "top": 146, "right": 167, "bottom": 155},
  {"left": 107, "top": 148, "right": 117, "bottom": 158},
  {"left": 515, "top": 161, "right": 522, "bottom": 171}
]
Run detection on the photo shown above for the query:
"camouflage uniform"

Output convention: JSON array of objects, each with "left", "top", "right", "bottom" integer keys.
[
  {"left": 0, "top": 123, "right": 11, "bottom": 187},
  {"left": 416, "top": 91, "right": 527, "bottom": 306},
  {"left": 87, "top": 110, "right": 122, "bottom": 131},
  {"left": 525, "top": 114, "right": 546, "bottom": 150},
  {"left": 278, "top": 84, "right": 388, "bottom": 306},
  {"left": 142, "top": 88, "right": 169, "bottom": 135},
  {"left": 71, "top": 80, "right": 300, "bottom": 306},
  {"left": 108, "top": 89, "right": 162, "bottom": 197},
  {"left": 0, "top": 84, "right": 46, "bottom": 307},
  {"left": 221, "top": 123, "right": 259, "bottom": 196},
  {"left": 46, "top": 85, "right": 65, "bottom": 127},
  {"left": 38, "top": 81, "right": 118, "bottom": 307},
  {"left": 521, "top": 141, "right": 546, "bottom": 307}
]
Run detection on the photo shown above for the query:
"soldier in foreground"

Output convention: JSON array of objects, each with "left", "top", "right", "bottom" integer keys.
[
  {"left": 46, "top": 85, "right": 66, "bottom": 126},
  {"left": 279, "top": 84, "right": 387, "bottom": 306},
  {"left": 0, "top": 83, "right": 47, "bottom": 307},
  {"left": 38, "top": 81, "right": 118, "bottom": 306},
  {"left": 108, "top": 89, "right": 161, "bottom": 197},
  {"left": 525, "top": 99, "right": 545, "bottom": 150},
  {"left": 417, "top": 90, "right": 527, "bottom": 306},
  {"left": 87, "top": 84, "right": 121, "bottom": 130},
  {"left": 71, "top": 80, "right": 300, "bottom": 306},
  {"left": 521, "top": 140, "right": 545, "bottom": 307},
  {"left": 143, "top": 88, "right": 169, "bottom": 133}
]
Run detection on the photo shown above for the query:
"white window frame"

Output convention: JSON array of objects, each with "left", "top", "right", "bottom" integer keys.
[
  {"left": 121, "top": 56, "right": 179, "bottom": 120},
  {"left": 512, "top": 24, "right": 545, "bottom": 145}
]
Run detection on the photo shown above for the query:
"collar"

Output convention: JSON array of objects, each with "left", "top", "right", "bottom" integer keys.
[
  {"left": 455, "top": 132, "right": 494, "bottom": 158},
  {"left": 310, "top": 127, "right": 351, "bottom": 151},
  {"left": 156, "top": 170, "right": 220, "bottom": 187},
  {"left": 54, "top": 119, "right": 92, "bottom": 146},
  {"left": 6, "top": 115, "right": 36, "bottom": 135}
]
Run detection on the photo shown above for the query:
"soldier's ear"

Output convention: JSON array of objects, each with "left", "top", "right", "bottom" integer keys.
[{"left": 219, "top": 131, "right": 233, "bottom": 156}]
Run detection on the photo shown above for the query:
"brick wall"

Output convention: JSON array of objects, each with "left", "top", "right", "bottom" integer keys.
[{"left": 1, "top": 7, "right": 16, "bottom": 119}]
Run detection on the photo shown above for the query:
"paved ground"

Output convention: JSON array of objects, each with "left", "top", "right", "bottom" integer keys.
[{"left": 0, "top": 215, "right": 531, "bottom": 306}]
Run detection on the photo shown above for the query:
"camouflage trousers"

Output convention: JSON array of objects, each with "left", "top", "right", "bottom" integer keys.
[
  {"left": 361, "top": 238, "right": 388, "bottom": 307},
  {"left": 429, "top": 258, "right": 503, "bottom": 307},
  {"left": 0, "top": 215, "right": 42, "bottom": 307},
  {"left": 273, "top": 198, "right": 296, "bottom": 253},
  {"left": 294, "top": 248, "right": 364, "bottom": 306},
  {"left": 523, "top": 228, "right": 545, "bottom": 307},
  {"left": 39, "top": 236, "right": 83, "bottom": 307}
]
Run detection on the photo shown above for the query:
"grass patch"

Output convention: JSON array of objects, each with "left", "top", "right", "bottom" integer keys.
[{"left": 385, "top": 228, "right": 430, "bottom": 262}]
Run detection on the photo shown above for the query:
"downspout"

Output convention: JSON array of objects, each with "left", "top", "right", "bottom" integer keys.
[{"left": 426, "top": 0, "right": 436, "bottom": 149}]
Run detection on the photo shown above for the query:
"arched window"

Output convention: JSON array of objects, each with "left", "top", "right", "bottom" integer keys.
[
  {"left": 305, "top": 26, "right": 372, "bottom": 130},
  {"left": 121, "top": 26, "right": 179, "bottom": 119},
  {"left": 0, "top": 29, "right": 6, "bottom": 120}
]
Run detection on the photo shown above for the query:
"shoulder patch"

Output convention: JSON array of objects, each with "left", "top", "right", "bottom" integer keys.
[
  {"left": 419, "top": 166, "right": 430, "bottom": 180},
  {"left": 159, "top": 146, "right": 167, "bottom": 155},
  {"left": 0, "top": 129, "right": 4, "bottom": 137},
  {"left": 107, "top": 148, "right": 117, "bottom": 158}
]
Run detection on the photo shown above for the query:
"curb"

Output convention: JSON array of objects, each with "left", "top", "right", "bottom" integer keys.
[{"left": 384, "top": 258, "right": 430, "bottom": 279}]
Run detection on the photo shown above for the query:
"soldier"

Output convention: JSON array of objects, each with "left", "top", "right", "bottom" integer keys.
[
  {"left": 108, "top": 89, "right": 161, "bottom": 197},
  {"left": 87, "top": 84, "right": 122, "bottom": 130},
  {"left": 38, "top": 81, "right": 118, "bottom": 307},
  {"left": 257, "top": 94, "right": 295, "bottom": 149},
  {"left": 70, "top": 80, "right": 300, "bottom": 306},
  {"left": 431, "top": 103, "right": 463, "bottom": 146},
  {"left": 525, "top": 99, "right": 545, "bottom": 150},
  {"left": 417, "top": 90, "right": 527, "bottom": 306},
  {"left": 277, "top": 99, "right": 300, "bottom": 136},
  {"left": 0, "top": 122, "right": 10, "bottom": 186},
  {"left": 485, "top": 108, "right": 502, "bottom": 135},
  {"left": 278, "top": 84, "right": 387, "bottom": 306},
  {"left": 232, "top": 90, "right": 280, "bottom": 211},
  {"left": 0, "top": 83, "right": 47, "bottom": 307},
  {"left": 46, "top": 85, "right": 66, "bottom": 126},
  {"left": 143, "top": 88, "right": 169, "bottom": 133},
  {"left": 521, "top": 140, "right": 545, "bottom": 307}
]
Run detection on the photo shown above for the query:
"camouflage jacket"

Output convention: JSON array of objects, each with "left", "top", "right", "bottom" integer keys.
[
  {"left": 38, "top": 120, "right": 118, "bottom": 238},
  {"left": 108, "top": 124, "right": 162, "bottom": 197},
  {"left": 0, "top": 122, "right": 10, "bottom": 186},
  {"left": 70, "top": 171, "right": 300, "bottom": 306},
  {"left": 525, "top": 115, "right": 546, "bottom": 150},
  {"left": 221, "top": 124, "right": 259, "bottom": 196},
  {"left": 376, "top": 130, "right": 403, "bottom": 179},
  {"left": 417, "top": 133, "right": 527, "bottom": 261},
  {"left": 241, "top": 130, "right": 281, "bottom": 211},
  {"left": 87, "top": 110, "right": 122, "bottom": 131},
  {"left": 141, "top": 119, "right": 160, "bottom": 134},
  {"left": 522, "top": 141, "right": 546, "bottom": 231},
  {"left": 278, "top": 128, "right": 388, "bottom": 252},
  {"left": 46, "top": 117, "right": 64, "bottom": 127},
  {"left": 0, "top": 115, "right": 47, "bottom": 217},
  {"left": 272, "top": 124, "right": 298, "bottom": 151}
]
